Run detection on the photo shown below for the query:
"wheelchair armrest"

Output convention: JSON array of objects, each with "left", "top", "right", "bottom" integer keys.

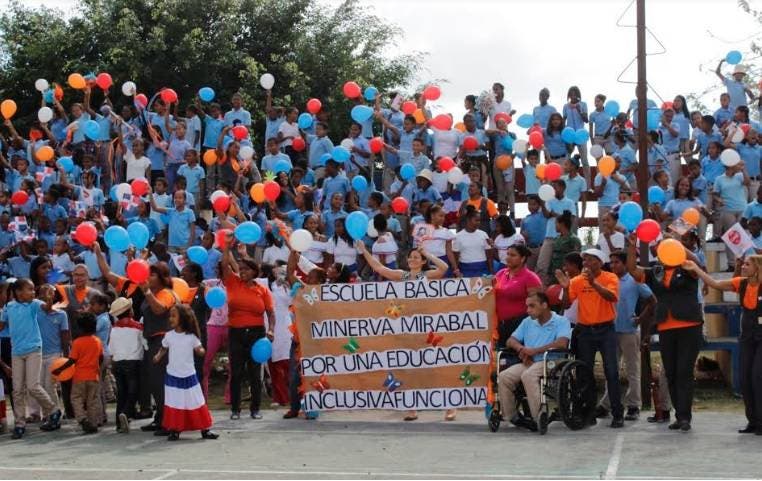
[{"left": 542, "top": 347, "right": 570, "bottom": 362}]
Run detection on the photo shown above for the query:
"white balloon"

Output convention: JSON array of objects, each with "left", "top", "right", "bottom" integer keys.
[
  {"left": 366, "top": 219, "right": 378, "bottom": 238},
  {"left": 35, "top": 78, "right": 49, "bottom": 92},
  {"left": 538, "top": 184, "right": 555, "bottom": 202},
  {"left": 447, "top": 167, "right": 464, "bottom": 184},
  {"left": 290, "top": 229, "right": 312, "bottom": 252},
  {"left": 116, "top": 183, "right": 132, "bottom": 201},
  {"left": 720, "top": 148, "right": 741, "bottom": 167},
  {"left": 239, "top": 146, "right": 254, "bottom": 160},
  {"left": 590, "top": 144, "right": 604, "bottom": 159},
  {"left": 210, "top": 190, "right": 227, "bottom": 203},
  {"left": 121, "top": 81, "right": 136, "bottom": 96},
  {"left": 260, "top": 73, "right": 275, "bottom": 90},
  {"left": 37, "top": 107, "right": 53, "bottom": 123},
  {"left": 731, "top": 127, "right": 745, "bottom": 144},
  {"left": 340, "top": 138, "right": 354, "bottom": 151},
  {"left": 513, "top": 139, "right": 528, "bottom": 154}
]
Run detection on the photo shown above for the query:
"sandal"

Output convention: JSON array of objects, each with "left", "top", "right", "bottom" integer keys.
[
  {"left": 444, "top": 410, "right": 457, "bottom": 421},
  {"left": 167, "top": 431, "right": 180, "bottom": 441},
  {"left": 403, "top": 415, "right": 418, "bottom": 421}
]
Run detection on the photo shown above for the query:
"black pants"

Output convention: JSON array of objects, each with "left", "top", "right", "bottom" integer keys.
[
  {"left": 288, "top": 341, "right": 302, "bottom": 413},
  {"left": 229, "top": 326, "right": 266, "bottom": 414},
  {"left": 740, "top": 329, "right": 762, "bottom": 427},
  {"left": 576, "top": 323, "right": 623, "bottom": 417},
  {"left": 1, "top": 337, "right": 13, "bottom": 411},
  {"left": 113, "top": 360, "right": 141, "bottom": 420},
  {"left": 138, "top": 356, "right": 153, "bottom": 414},
  {"left": 145, "top": 336, "right": 167, "bottom": 425},
  {"left": 659, "top": 325, "right": 702, "bottom": 422}
]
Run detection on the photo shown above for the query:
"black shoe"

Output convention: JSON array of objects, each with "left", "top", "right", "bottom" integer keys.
[
  {"left": 282, "top": 410, "right": 299, "bottom": 419},
  {"left": 738, "top": 424, "right": 757, "bottom": 433},
  {"left": 509, "top": 414, "right": 538, "bottom": 432},
  {"left": 40, "top": 409, "right": 63, "bottom": 431},
  {"left": 647, "top": 411, "right": 670, "bottom": 423},
  {"left": 250, "top": 411, "right": 262, "bottom": 420},
  {"left": 588, "top": 417, "right": 598, "bottom": 426},
  {"left": 668, "top": 420, "right": 682, "bottom": 430},
  {"left": 756, "top": 429, "right": 762, "bottom": 436},
  {"left": 201, "top": 430, "right": 219, "bottom": 440},
  {"left": 140, "top": 422, "right": 159, "bottom": 432},
  {"left": 624, "top": 407, "right": 640, "bottom": 421},
  {"left": 10, "top": 427, "right": 25, "bottom": 439},
  {"left": 679, "top": 421, "right": 691, "bottom": 432},
  {"left": 81, "top": 420, "right": 98, "bottom": 434},
  {"left": 134, "top": 410, "right": 153, "bottom": 420},
  {"left": 610, "top": 417, "right": 625, "bottom": 428},
  {"left": 230, "top": 411, "right": 241, "bottom": 420},
  {"left": 167, "top": 431, "right": 180, "bottom": 441},
  {"left": 595, "top": 406, "right": 610, "bottom": 419},
  {"left": 154, "top": 428, "right": 170, "bottom": 436}
]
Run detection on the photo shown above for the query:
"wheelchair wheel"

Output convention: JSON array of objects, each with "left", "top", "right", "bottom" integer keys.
[
  {"left": 557, "top": 359, "right": 596, "bottom": 430},
  {"left": 538, "top": 411, "right": 549, "bottom": 435},
  {"left": 488, "top": 408, "right": 502, "bottom": 432}
]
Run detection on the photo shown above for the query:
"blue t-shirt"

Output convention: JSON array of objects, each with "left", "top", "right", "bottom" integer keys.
[
  {"left": 742, "top": 200, "right": 762, "bottom": 221},
  {"left": 696, "top": 131, "right": 723, "bottom": 158},
  {"left": 109, "top": 250, "right": 128, "bottom": 277},
  {"left": 673, "top": 112, "right": 691, "bottom": 141},
  {"left": 224, "top": 108, "right": 252, "bottom": 127},
  {"left": 713, "top": 107, "right": 733, "bottom": 128},
  {"left": 714, "top": 172, "right": 747, "bottom": 212},
  {"left": 738, "top": 143, "right": 761, "bottom": 178},
  {"left": 286, "top": 209, "right": 310, "bottom": 230},
  {"left": 96, "top": 312, "right": 111, "bottom": 356},
  {"left": 544, "top": 131, "right": 567, "bottom": 157},
  {"left": 37, "top": 309, "right": 69, "bottom": 356},
  {"left": 723, "top": 76, "right": 748, "bottom": 110},
  {"left": 261, "top": 153, "right": 291, "bottom": 173},
  {"left": 701, "top": 155, "right": 725, "bottom": 186},
  {"left": 264, "top": 116, "right": 285, "bottom": 148},
  {"left": 561, "top": 174, "right": 586, "bottom": 205},
  {"left": 563, "top": 102, "right": 588, "bottom": 130},
  {"left": 658, "top": 122, "right": 681, "bottom": 153},
  {"left": 80, "top": 250, "right": 102, "bottom": 279},
  {"left": 664, "top": 198, "right": 703, "bottom": 220},
  {"left": 321, "top": 174, "right": 351, "bottom": 210},
  {"left": 589, "top": 110, "right": 611, "bottom": 137},
  {"left": 202, "top": 247, "right": 222, "bottom": 279},
  {"left": 524, "top": 164, "right": 540, "bottom": 195},
  {"left": 594, "top": 173, "right": 627, "bottom": 207},
  {"left": 146, "top": 143, "right": 166, "bottom": 171},
  {"left": 2, "top": 299, "right": 45, "bottom": 356},
  {"left": 203, "top": 116, "right": 225, "bottom": 149},
  {"left": 177, "top": 164, "right": 205, "bottom": 195},
  {"left": 692, "top": 175, "right": 708, "bottom": 204},
  {"left": 533, "top": 104, "right": 557, "bottom": 130},
  {"left": 165, "top": 207, "right": 196, "bottom": 247},
  {"left": 149, "top": 112, "right": 175, "bottom": 142},
  {"left": 545, "top": 197, "right": 576, "bottom": 238},
  {"left": 168, "top": 138, "right": 191, "bottom": 165},
  {"left": 322, "top": 209, "right": 347, "bottom": 239},
  {"left": 511, "top": 313, "right": 572, "bottom": 362},
  {"left": 520, "top": 212, "right": 545, "bottom": 246},
  {"left": 308, "top": 135, "right": 334, "bottom": 169},
  {"left": 615, "top": 274, "right": 653, "bottom": 334}
]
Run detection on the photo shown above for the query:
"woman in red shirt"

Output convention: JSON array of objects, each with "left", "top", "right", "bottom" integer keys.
[
  {"left": 222, "top": 234, "right": 275, "bottom": 420},
  {"left": 493, "top": 244, "right": 543, "bottom": 348}
]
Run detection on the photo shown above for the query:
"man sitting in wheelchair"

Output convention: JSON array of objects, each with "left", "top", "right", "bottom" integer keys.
[{"left": 497, "top": 291, "right": 572, "bottom": 430}]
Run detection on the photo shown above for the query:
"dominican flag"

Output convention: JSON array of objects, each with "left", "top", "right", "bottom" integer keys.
[{"left": 162, "top": 373, "right": 213, "bottom": 432}]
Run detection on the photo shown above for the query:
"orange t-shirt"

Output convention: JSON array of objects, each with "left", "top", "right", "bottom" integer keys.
[
  {"left": 568, "top": 271, "right": 619, "bottom": 325},
  {"left": 154, "top": 289, "right": 177, "bottom": 310},
  {"left": 466, "top": 197, "right": 498, "bottom": 218},
  {"left": 114, "top": 275, "right": 140, "bottom": 298},
  {"left": 224, "top": 274, "right": 273, "bottom": 328},
  {"left": 70, "top": 335, "right": 103, "bottom": 382},
  {"left": 57, "top": 285, "right": 90, "bottom": 305},
  {"left": 731, "top": 277, "right": 758, "bottom": 310}
]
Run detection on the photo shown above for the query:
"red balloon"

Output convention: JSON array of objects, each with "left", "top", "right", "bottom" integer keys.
[
  {"left": 423, "top": 85, "right": 441, "bottom": 101},
  {"left": 215, "top": 228, "right": 232, "bottom": 249},
  {"left": 212, "top": 195, "right": 231, "bottom": 213},
  {"left": 429, "top": 114, "right": 453, "bottom": 131},
  {"left": 96, "top": 73, "right": 112, "bottom": 90},
  {"left": 263, "top": 180, "right": 281, "bottom": 202},
  {"left": 636, "top": 219, "right": 661, "bottom": 243},
  {"left": 75, "top": 222, "right": 98, "bottom": 246},
  {"left": 292, "top": 137, "right": 306, "bottom": 152},
  {"left": 160, "top": 88, "right": 178, "bottom": 104},
  {"left": 343, "top": 81, "right": 361, "bottom": 99},
  {"left": 661, "top": 101, "right": 673, "bottom": 111},
  {"left": 231, "top": 125, "right": 248, "bottom": 141},
  {"left": 740, "top": 123, "right": 751, "bottom": 135},
  {"left": 401, "top": 101, "right": 417, "bottom": 115},
  {"left": 306, "top": 98, "right": 322, "bottom": 115},
  {"left": 438, "top": 156, "right": 455, "bottom": 172},
  {"left": 625, "top": 119, "right": 634, "bottom": 129},
  {"left": 134, "top": 93, "right": 148, "bottom": 109},
  {"left": 528, "top": 125, "right": 543, "bottom": 135},
  {"left": 369, "top": 137, "right": 384, "bottom": 154},
  {"left": 494, "top": 112, "right": 512, "bottom": 125},
  {"left": 462, "top": 135, "right": 478, "bottom": 151},
  {"left": 11, "top": 191, "right": 28, "bottom": 206},
  {"left": 391, "top": 196, "right": 409, "bottom": 214},
  {"left": 545, "top": 162, "right": 562, "bottom": 181},
  {"left": 130, "top": 178, "right": 149, "bottom": 196},
  {"left": 546, "top": 284, "right": 563, "bottom": 306},
  {"left": 126, "top": 260, "right": 150, "bottom": 285},
  {"left": 528, "top": 131, "right": 544, "bottom": 148}
]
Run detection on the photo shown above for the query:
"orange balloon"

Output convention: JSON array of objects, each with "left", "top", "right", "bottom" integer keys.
[
  {"left": 68, "top": 73, "right": 86, "bottom": 90},
  {"left": 249, "top": 183, "right": 266, "bottom": 203},
  {"left": 1, "top": 99, "right": 17, "bottom": 119},
  {"left": 172, "top": 277, "right": 191, "bottom": 303},
  {"left": 203, "top": 150, "right": 217, "bottom": 166},
  {"left": 535, "top": 163, "right": 547, "bottom": 180},
  {"left": 413, "top": 109, "right": 426, "bottom": 124},
  {"left": 681, "top": 207, "right": 700, "bottom": 226},
  {"left": 657, "top": 239, "right": 686, "bottom": 267},
  {"left": 36, "top": 145, "right": 54, "bottom": 162},
  {"left": 454, "top": 122, "right": 466, "bottom": 133},
  {"left": 598, "top": 156, "right": 616, "bottom": 177},
  {"left": 49, "top": 357, "right": 75, "bottom": 382},
  {"left": 495, "top": 154, "right": 512, "bottom": 171}
]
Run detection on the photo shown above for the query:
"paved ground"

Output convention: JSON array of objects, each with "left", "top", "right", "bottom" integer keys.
[{"left": 0, "top": 409, "right": 760, "bottom": 479}]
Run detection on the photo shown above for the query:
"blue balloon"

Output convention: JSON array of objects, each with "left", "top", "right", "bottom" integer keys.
[
  {"left": 250, "top": 338, "right": 272, "bottom": 363},
  {"left": 346, "top": 211, "right": 369, "bottom": 240},
  {"left": 364, "top": 86, "right": 378, "bottom": 102},
  {"left": 187, "top": 245, "right": 208, "bottom": 265},
  {"left": 234, "top": 221, "right": 262, "bottom": 244},
  {"left": 205, "top": 286, "right": 227, "bottom": 309},
  {"left": 726, "top": 50, "right": 742, "bottom": 65},
  {"left": 46, "top": 268, "right": 65, "bottom": 284},
  {"left": 83, "top": 120, "right": 100, "bottom": 140},
  {"left": 400, "top": 163, "right": 415, "bottom": 181},
  {"left": 648, "top": 185, "right": 666, "bottom": 205},
  {"left": 517, "top": 114, "right": 534, "bottom": 129},
  {"left": 43, "top": 89, "right": 54, "bottom": 105},
  {"left": 198, "top": 87, "right": 215, "bottom": 102},
  {"left": 298, "top": 112, "right": 313, "bottom": 130},
  {"left": 646, "top": 108, "right": 662, "bottom": 131},
  {"left": 619, "top": 201, "right": 644, "bottom": 231},
  {"left": 104, "top": 226, "right": 130, "bottom": 252},
  {"left": 273, "top": 159, "right": 292, "bottom": 174},
  {"left": 110, "top": 185, "right": 119, "bottom": 202},
  {"left": 319, "top": 153, "right": 332, "bottom": 166},
  {"left": 501, "top": 135, "right": 514, "bottom": 151},
  {"left": 351, "top": 175, "right": 368, "bottom": 192},
  {"left": 331, "top": 146, "right": 351, "bottom": 163},
  {"left": 561, "top": 127, "right": 576, "bottom": 144},
  {"left": 351, "top": 105, "right": 374, "bottom": 123},
  {"left": 604, "top": 100, "right": 620, "bottom": 117},
  {"left": 574, "top": 129, "right": 590, "bottom": 145},
  {"left": 57, "top": 156, "right": 74, "bottom": 173},
  {"left": 127, "top": 222, "right": 150, "bottom": 249}
]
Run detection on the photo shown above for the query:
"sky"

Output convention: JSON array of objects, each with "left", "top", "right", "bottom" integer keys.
[{"left": 8, "top": 0, "right": 762, "bottom": 123}]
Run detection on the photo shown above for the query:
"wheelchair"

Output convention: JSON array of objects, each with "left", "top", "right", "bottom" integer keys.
[{"left": 488, "top": 347, "right": 596, "bottom": 435}]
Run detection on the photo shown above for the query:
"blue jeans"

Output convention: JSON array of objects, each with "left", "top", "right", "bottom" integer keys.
[
  {"left": 165, "top": 163, "right": 182, "bottom": 190},
  {"left": 576, "top": 323, "right": 623, "bottom": 417}
]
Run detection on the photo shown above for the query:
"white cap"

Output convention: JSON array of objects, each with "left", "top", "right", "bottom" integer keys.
[
  {"left": 582, "top": 248, "right": 607, "bottom": 263},
  {"left": 416, "top": 168, "right": 433, "bottom": 183},
  {"left": 733, "top": 64, "right": 747, "bottom": 76}
]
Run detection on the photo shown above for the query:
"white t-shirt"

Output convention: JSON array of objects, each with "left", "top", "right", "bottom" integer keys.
[
  {"left": 489, "top": 100, "right": 513, "bottom": 129},
  {"left": 303, "top": 238, "right": 327, "bottom": 265},
  {"left": 277, "top": 122, "right": 299, "bottom": 148},
  {"left": 432, "top": 129, "right": 460, "bottom": 159},
  {"left": 326, "top": 237, "right": 358, "bottom": 266},
  {"left": 421, "top": 226, "right": 455, "bottom": 258},
  {"left": 494, "top": 233, "right": 525, "bottom": 265},
  {"left": 161, "top": 330, "right": 201, "bottom": 378},
  {"left": 262, "top": 244, "right": 289, "bottom": 265},
  {"left": 595, "top": 231, "right": 626, "bottom": 263},
  {"left": 453, "top": 229, "right": 490, "bottom": 263},
  {"left": 372, "top": 232, "right": 399, "bottom": 265},
  {"left": 125, "top": 152, "right": 152, "bottom": 181}
]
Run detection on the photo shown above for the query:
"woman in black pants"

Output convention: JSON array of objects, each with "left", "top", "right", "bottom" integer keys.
[
  {"left": 221, "top": 234, "right": 275, "bottom": 420},
  {"left": 686, "top": 256, "right": 762, "bottom": 434}
]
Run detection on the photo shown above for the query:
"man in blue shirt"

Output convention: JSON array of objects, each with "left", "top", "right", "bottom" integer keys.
[
  {"left": 597, "top": 252, "right": 655, "bottom": 421},
  {"left": 497, "top": 291, "right": 571, "bottom": 429},
  {"left": 224, "top": 93, "right": 252, "bottom": 128}
]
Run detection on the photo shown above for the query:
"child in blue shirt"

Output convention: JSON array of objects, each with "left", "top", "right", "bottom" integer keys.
[
  {"left": 589, "top": 94, "right": 612, "bottom": 152},
  {"left": 522, "top": 149, "right": 542, "bottom": 195},
  {"left": 307, "top": 122, "right": 334, "bottom": 171},
  {"left": 177, "top": 150, "right": 206, "bottom": 200},
  {"left": 149, "top": 188, "right": 196, "bottom": 251},
  {"left": 261, "top": 138, "right": 292, "bottom": 173},
  {"left": 701, "top": 141, "right": 726, "bottom": 187}
]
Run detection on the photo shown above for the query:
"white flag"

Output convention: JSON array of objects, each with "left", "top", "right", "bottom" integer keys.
[{"left": 721, "top": 222, "right": 753, "bottom": 258}]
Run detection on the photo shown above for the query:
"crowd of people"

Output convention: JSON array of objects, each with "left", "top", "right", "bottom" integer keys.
[{"left": 0, "top": 57, "right": 761, "bottom": 441}]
